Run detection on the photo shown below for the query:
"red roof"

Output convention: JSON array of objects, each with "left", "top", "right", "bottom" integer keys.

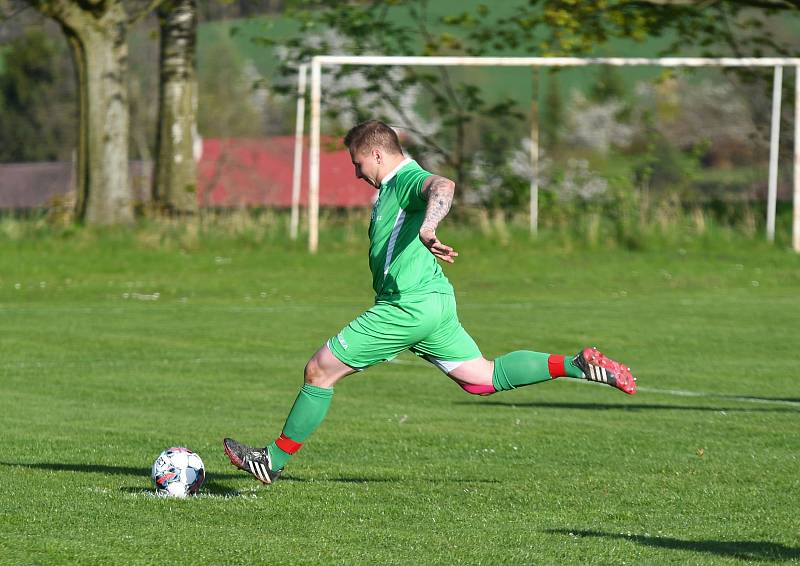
[
  {"left": 197, "top": 137, "right": 374, "bottom": 208},
  {"left": 0, "top": 137, "right": 376, "bottom": 209}
]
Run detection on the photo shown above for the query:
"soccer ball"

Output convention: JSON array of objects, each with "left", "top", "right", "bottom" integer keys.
[{"left": 151, "top": 447, "right": 205, "bottom": 498}]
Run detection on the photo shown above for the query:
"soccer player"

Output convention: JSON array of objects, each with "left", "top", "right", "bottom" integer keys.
[{"left": 224, "top": 120, "right": 637, "bottom": 484}]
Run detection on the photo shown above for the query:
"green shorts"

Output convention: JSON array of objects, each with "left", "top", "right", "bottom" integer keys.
[{"left": 327, "top": 292, "right": 482, "bottom": 372}]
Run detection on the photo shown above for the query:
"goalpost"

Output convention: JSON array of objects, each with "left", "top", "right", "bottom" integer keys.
[{"left": 290, "top": 56, "right": 800, "bottom": 253}]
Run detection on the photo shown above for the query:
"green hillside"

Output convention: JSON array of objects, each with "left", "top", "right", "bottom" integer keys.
[{"left": 197, "top": 5, "right": 675, "bottom": 114}]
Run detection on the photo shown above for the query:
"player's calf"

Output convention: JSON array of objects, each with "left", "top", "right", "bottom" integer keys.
[{"left": 458, "top": 382, "right": 496, "bottom": 396}]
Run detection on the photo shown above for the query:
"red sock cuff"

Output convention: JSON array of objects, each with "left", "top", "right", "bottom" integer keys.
[
  {"left": 275, "top": 433, "right": 303, "bottom": 455},
  {"left": 547, "top": 355, "right": 566, "bottom": 378}
]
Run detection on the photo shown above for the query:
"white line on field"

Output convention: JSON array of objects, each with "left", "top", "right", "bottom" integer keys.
[
  {"left": 633, "top": 386, "right": 800, "bottom": 407},
  {"left": 387, "top": 359, "right": 800, "bottom": 408},
  {"left": 3, "top": 355, "right": 796, "bottom": 409}
]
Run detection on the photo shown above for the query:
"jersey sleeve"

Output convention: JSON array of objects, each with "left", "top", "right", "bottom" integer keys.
[{"left": 395, "top": 167, "right": 432, "bottom": 211}]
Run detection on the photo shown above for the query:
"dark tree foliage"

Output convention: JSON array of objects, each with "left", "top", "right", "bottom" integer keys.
[
  {"left": 0, "top": 29, "right": 76, "bottom": 162},
  {"left": 198, "top": 0, "right": 282, "bottom": 21},
  {"left": 443, "top": 0, "right": 795, "bottom": 58}
]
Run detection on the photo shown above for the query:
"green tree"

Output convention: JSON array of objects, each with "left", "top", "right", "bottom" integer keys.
[
  {"left": 542, "top": 69, "right": 563, "bottom": 149},
  {"left": 446, "top": 1, "right": 796, "bottom": 58},
  {"left": 266, "top": 0, "right": 798, "bottom": 200},
  {"left": 265, "top": 0, "right": 524, "bottom": 192},
  {"left": 197, "top": 30, "right": 265, "bottom": 138},
  {"left": 23, "top": 0, "right": 139, "bottom": 224},
  {"left": 0, "top": 29, "right": 76, "bottom": 162},
  {"left": 590, "top": 65, "right": 626, "bottom": 103},
  {"left": 3, "top": 0, "right": 203, "bottom": 222}
]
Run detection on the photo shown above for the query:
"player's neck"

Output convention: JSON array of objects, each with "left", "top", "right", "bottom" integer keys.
[{"left": 376, "top": 154, "right": 410, "bottom": 186}]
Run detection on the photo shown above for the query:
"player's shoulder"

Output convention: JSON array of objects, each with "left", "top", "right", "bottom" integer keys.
[{"left": 396, "top": 159, "right": 433, "bottom": 183}]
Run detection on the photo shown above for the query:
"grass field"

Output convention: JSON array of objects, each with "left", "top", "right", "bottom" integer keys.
[{"left": 1, "top": 221, "right": 799, "bottom": 564}]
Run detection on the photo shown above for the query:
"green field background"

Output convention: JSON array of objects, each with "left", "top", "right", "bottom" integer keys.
[{"left": 0, "top": 222, "right": 798, "bottom": 564}]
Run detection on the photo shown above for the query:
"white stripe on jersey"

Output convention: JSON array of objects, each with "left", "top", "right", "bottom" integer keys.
[{"left": 383, "top": 208, "right": 406, "bottom": 275}]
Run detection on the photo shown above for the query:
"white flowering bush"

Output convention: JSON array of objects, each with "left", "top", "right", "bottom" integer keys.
[
  {"left": 632, "top": 76, "right": 760, "bottom": 155},
  {"left": 565, "top": 91, "right": 635, "bottom": 153},
  {"left": 556, "top": 158, "right": 609, "bottom": 202}
]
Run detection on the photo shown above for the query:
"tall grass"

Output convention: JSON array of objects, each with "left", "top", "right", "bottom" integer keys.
[
  {"left": 0, "top": 197, "right": 791, "bottom": 253},
  {"left": 463, "top": 196, "right": 787, "bottom": 253}
]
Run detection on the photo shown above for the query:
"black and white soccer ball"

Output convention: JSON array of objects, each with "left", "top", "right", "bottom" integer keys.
[{"left": 151, "top": 447, "right": 205, "bottom": 498}]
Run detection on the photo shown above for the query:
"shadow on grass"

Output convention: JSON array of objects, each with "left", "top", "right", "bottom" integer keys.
[
  {"left": 288, "top": 476, "right": 390, "bottom": 483},
  {"left": 0, "top": 461, "right": 242, "bottom": 480},
  {"left": 458, "top": 401, "right": 799, "bottom": 413},
  {"left": 0, "top": 461, "right": 254, "bottom": 497},
  {"left": 0, "top": 461, "right": 497, "bottom": 486},
  {"left": 0, "top": 462, "right": 387, "bottom": 485},
  {"left": 284, "top": 475, "right": 499, "bottom": 484},
  {"left": 119, "top": 485, "right": 245, "bottom": 497},
  {"left": 546, "top": 529, "right": 800, "bottom": 561}
]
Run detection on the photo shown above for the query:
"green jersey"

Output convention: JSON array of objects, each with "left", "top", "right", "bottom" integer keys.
[{"left": 368, "top": 158, "right": 454, "bottom": 300}]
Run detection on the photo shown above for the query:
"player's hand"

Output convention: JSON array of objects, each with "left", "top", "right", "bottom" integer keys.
[{"left": 419, "top": 228, "right": 458, "bottom": 264}]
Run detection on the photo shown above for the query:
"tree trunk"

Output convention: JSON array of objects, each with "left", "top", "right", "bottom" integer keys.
[
  {"left": 64, "top": 31, "right": 88, "bottom": 218},
  {"left": 31, "top": 0, "right": 133, "bottom": 225},
  {"left": 153, "top": 0, "right": 199, "bottom": 214}
]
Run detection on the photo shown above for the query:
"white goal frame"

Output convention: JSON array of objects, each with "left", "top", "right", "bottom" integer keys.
[{"left": 291, "top": 56, "right": 800, "bottom": 253}]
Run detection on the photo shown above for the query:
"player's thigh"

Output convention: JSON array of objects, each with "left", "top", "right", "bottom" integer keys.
[
  {"left": 411, "top": 294, "right": 485, "bottom": 380},
  {"left": 327, "top": 300, "right": 436, "bottom": 370}
]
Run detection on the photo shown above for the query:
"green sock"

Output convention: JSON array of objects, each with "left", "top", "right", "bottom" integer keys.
[
  {"left": 492, "top": 351, "right": 584, "bottom": 392},
  {"left": 267, "top": 383, "right": 333, "bottom": 470},
  {"left": 563, "top": 356, "right": 585, "bottom": 379}
]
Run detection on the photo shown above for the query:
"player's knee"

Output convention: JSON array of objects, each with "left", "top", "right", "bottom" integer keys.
[
  {"left": 458, "top": 382, "right": 496, "bottom": 396},
  {"left": 304, "top": 358, "right": 323, "bottom": 385}
]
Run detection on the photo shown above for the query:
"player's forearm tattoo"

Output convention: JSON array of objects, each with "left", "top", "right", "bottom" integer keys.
[{"left": 421, "top": 177, "right": 455, "bottom": 233}]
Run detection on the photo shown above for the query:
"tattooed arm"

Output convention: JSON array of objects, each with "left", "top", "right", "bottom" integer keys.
[{"left": 419, "top": 175, "right": 458, "bottom": 263}]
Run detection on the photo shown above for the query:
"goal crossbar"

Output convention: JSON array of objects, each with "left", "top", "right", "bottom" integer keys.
[
  {"left": 315, "top": 55, "right": 800, "bottom": 67},
  {"left": 293, "top": 56, "right": 800, "bottom": 252}
]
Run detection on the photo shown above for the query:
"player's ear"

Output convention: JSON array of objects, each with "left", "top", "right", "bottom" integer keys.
[{"left": 372, "top": 148, "right": 382, "bottom": 165}]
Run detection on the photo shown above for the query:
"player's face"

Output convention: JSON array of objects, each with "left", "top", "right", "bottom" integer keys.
[{"left": 350, "top": 148, "right": 380, "bottom": 188}]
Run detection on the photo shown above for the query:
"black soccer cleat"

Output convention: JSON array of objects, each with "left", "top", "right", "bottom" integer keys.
[{"left": 223, "top": 437, "right": 282, "bottom": 484}]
